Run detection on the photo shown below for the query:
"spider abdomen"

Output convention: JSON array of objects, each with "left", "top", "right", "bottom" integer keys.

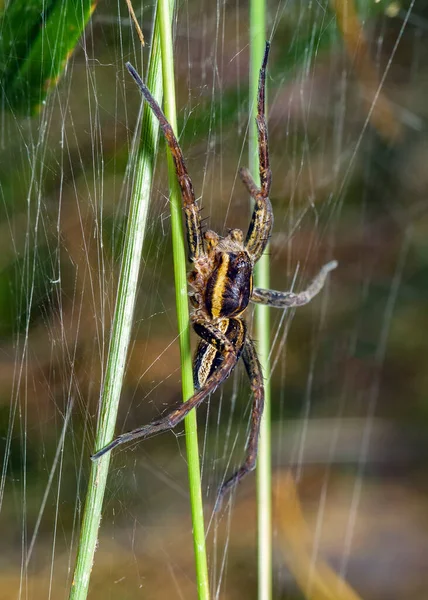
[{"left": 205, "top": 251, "right": 253, "bottom": 318}]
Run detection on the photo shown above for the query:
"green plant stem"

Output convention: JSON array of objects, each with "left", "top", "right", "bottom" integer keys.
[
  {"left": 158, "top": 1, "right": 210, "bottom": 599},
  {"left": 69, "top": 8, "right": 167, "bottom": 600},
  {"left": 249, "top": 3, "right": 272, "bottom": 600}
]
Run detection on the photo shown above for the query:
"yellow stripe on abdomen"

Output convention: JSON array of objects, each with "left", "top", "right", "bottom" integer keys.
[
  {"left": 210, "top": 254, "right": 230, "bottom": 318},
  {"left": 196, "top": 319, "right": 230, "bottom": 388}
]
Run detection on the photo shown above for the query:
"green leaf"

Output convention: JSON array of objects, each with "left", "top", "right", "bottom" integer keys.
[{"left": 0, "top": 0, "right": 96, "bottom": 115}]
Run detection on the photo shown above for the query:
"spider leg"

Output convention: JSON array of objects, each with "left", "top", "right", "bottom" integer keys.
[
  {"left": 126, "top": 62, "right": 204, "bottom": 262},
  {"left": 193, "top": 318, "right": 247, "bottom": 390},
  {"left": 216, "top": 335, "right": 264, "bottom": 507},
  {"left": 191, "top": 315, "right": 240, "bottom": 354},
  {"left": 251, "top": 260, "right": 338, "bottom": 308},
  {"left": 242, "top": 42, "right": 274, "bottom": 263},
  {"left": 91, "top": 349, "right": 239, "bottom": 461}
]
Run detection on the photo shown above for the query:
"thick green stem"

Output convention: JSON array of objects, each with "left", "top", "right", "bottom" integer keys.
[
  {"left": 249, "top": 2, "right": 272, "bottom": 599},
  {"left": 158, "top": 1, "right": 210, "bottom": 598}
]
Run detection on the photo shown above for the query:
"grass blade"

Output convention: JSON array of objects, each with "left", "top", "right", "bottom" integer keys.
[
  {"left": 249, "top": 2, "right": 272, "bottom": 599},
  {"left": 157, "top": 0, "right": 210, "bottom": 597},
  {"left": 69, "top": 7, "right": 169, "bottom": 599}
]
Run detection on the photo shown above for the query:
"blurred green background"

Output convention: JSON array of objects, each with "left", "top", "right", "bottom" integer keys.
[{"left": 1, "top": 0, "right": 428, "bottom": 598}]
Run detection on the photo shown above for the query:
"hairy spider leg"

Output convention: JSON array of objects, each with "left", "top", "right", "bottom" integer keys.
[
  {"left": 192, "top": 315, "right": 240, "bottom": 353},
  {"left": 91, "top": 349, "right": 239, "bottom": 461},
  {"left": 193, "top": 318, "right": 247, "bottom": 390},
  {"left": 251, "top": 260, "right": 338, "bottom": 307},
  {"left": 216, "top": 335, "right": 264, "bottom": 508},
  {"left": 126, "top": 62, "right": 204, "bottom": 262},
  {"left": 256, "top": 42, "right": 272, "bottom": 195},
  {"left": 242, "top": 41, "right": 274, "bottom": 262}
]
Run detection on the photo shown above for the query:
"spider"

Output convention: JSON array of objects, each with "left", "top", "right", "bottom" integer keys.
[{"left": 92, "top": 42, "right": 337, "bottom": 503}]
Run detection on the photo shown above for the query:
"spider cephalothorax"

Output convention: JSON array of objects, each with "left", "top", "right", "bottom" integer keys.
[
  {"left": 193, "top": 230, "right": 253, "bottom": 317},
  {"left": 92, "top": 42, "right": 337, "bottom": 503}
]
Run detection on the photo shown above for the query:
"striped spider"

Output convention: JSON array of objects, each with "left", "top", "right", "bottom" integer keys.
[{"left": 92, "top": 42, "right": 337, "bottom": 503}]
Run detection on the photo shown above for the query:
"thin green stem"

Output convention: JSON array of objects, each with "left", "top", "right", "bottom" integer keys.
[
  {"left": 249, "top": 2, "right": 272, "bottom": 600},
  {"left": 69, "top": 9, "right": 167, "bottom": 600},
  {"left": 158, "top": 1, "right": 210, "bottom": 599}
]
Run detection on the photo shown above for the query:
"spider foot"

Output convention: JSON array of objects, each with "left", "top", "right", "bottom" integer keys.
[
  {"left": 321, "top": 259, "right": 338, "bottom": 273},
  {"left": 214, "top": 464, "right": 255, "bottom": 512},
  {"left": 91, "top": 437, "right": 122, "bottom": 461},
  {"left": 91, "top": 420, "right": 167, "bottom": 461}
]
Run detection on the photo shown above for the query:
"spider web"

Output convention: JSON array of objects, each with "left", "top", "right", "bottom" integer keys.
[{"left": 1, "top": 1, "right": 427, "bottom": 599}]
